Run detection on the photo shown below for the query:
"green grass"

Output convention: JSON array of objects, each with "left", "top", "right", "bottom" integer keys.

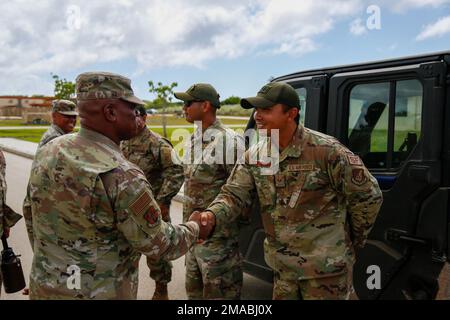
[
  {"left": 0, "top": 120, "right": 43, "bottom": 126},
  {"left": 155, "top": 104, "right": 253, "bottom": 117},
  {"left": 350, "top": 129, "right": 421, "bottom": 152},
  {"left": 146, "top": 115, "right": 248, "bottom": 126},
  {"left": 0, "top": 126, "right": 247, "bottom": 147},
  {"left": 0, "top": 129, "right": 48, "bottom": 143}
]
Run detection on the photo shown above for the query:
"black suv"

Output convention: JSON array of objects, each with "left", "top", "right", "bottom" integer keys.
[{"left": 240, "top": 50, "right": 450, "bottom": 299}]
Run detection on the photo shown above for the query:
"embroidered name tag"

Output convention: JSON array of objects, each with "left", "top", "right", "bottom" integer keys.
[{"left": 288, "top": 164, "right": 314, "bottom": 171}]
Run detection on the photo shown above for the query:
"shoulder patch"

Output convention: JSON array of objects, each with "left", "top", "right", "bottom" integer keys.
[
  {"left": 351, "top": 168, "right": 368, "bottom": 185},
  {"left": 347, "top": 154, "right": 363, "bottom": 166},
  {"left": 130, "top": 191, "right": 152, "bottom": 216},
  {"left": 143, "top": 205, "right": 160, "bottom": 225}
]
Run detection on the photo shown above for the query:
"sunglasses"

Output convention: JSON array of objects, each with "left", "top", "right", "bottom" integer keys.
[{"left": 184, "top": 100, "right": 204, "bottom": 107}]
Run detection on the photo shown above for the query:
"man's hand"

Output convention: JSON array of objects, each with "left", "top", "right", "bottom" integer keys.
[
  {"left": 158, "top": 203, "right": 171, "bottom": 222},
  {"left": 188, "top": 211, "right": 215, "bottom": 242}
]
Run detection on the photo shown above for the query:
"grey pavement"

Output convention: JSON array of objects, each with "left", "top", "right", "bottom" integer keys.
[{"left": 0, "top": 138, "right": 272, "bottom": 300}]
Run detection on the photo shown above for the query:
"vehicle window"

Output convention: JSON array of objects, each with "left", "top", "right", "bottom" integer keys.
[
  {"left": 348, "top": 82, "right": 389, "bottom": 168},
  {"left": 392, "top": 79, "right": 422, "bottom": 167},
  {"left": 296, "top": 87, "right": 307, "bottom": 125},
  {"left": 347, "top": 79, "right": 423, "bottom": 170}
]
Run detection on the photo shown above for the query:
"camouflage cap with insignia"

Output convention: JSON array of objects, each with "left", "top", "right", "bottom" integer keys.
[
  {"left": 241, "top": 82, "right": 300, "bottom": 109},
  {"left": 52, "top": 99, "right": 78, "bottom": 116},
  {"left": 174, "top": 83, "right": 221, "bottom": 108},
  {"left": 76, "top": 71, "right": 145, "bottom": 106}
]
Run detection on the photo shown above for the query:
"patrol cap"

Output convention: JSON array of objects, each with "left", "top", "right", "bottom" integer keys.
[
  {"left": 241, "top": 82, "right": 300, "bottom": 109},
  {"left": 76, "top": 72, "right": 145, "bottom": 106},
  {"left": 52, "top": 99, "right": 78, "bottom": 116},
  {"left": 174, "top": 83, "right": 221, "bottom": 108}
]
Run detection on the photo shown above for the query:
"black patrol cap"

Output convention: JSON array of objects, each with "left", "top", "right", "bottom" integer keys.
[
  {"left": 174, "top": 83, "right": 221, "bottom": 108},
  {"left": 241, "top": 82, "right": 300, "bottom": 109}
]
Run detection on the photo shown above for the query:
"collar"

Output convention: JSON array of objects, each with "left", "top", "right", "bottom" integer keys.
[
  {"left": 278, "top": 125, "right": 304, "bottom": 162},
  {"left": 78, "top": 127, "right": 120, "bottom": 152},
  {"left": 51, "top": 124, "right": 65, "bottom": 135}
]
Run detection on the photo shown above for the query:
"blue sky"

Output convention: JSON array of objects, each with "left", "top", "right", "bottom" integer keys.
[{"left": 0, "top": 0, "right": 449, "bottom": 101}]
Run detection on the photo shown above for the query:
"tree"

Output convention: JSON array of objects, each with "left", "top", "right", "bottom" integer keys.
[
  {"left": 148, "top": 81, "right": 178, "bottom": 138},
  {"left": 221, "top": 95, "right": 241, "bottom": 105},
  {"left": 52, "top": 74, "right": 75, "bottom": 99}
]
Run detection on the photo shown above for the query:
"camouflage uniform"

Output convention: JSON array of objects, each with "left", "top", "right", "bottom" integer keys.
[
  {"left": 120, "top": 127, "right": 184, "bottom": 285},
  {"left": 23, "top": 125, "right": 64, "bottom": 246},
  {"left": 24, "top": 72, "right": 199, "bottom": 299},
  {"left": 24, "top": 100, "right": 78, "bottom": 235},
  {"left": 183, "top": 120, "right": 244, "bottom": 300},
  {"left": 207, "top": 124, "right": 383, "bottom": 300},
  {"left": 38, "top": 124, "right": 65, "bottom": 148},
  {"left": 0, "top": 149, "right": 22, "bottom": 296},
  {"left": 38, "top": 99, "right": 78, "bottom": 148}
]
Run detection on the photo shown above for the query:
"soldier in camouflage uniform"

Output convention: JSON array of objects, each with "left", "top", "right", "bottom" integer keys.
[
  {"left": 120, "top": 105, "right": 184, "bottom": 300},
  {"left": 38, "top": 99, "right": 78, "bottom": 148},
  {"left": 0, "top": 149, "right": 22, "bottom": 297},
  {"left": 24, "top": 72, "right": 212, "bottom": 300},
  {"left": 174, "top": 83, "right": 245, "bottom": 299},
  {"left": 199, "top": 82, "right": 383, "bottom": 300},
  {"left": 23, "top": 100, "right": 79, "bottom": 247}
]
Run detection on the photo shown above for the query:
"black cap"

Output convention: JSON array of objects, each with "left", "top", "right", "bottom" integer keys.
[
  {"left": 174, "top": 83, "right": 221, "bottom": 108},
  {"left": 241, "top": 82, "right": 300, "bottom": 109}
]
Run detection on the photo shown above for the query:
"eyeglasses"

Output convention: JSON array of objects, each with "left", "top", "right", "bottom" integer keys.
[{"left": 184, "top": 100, "right": 204, "bottom": 107}]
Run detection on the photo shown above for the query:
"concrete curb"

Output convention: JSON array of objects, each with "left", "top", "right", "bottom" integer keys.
[{"left": 0, "top": 144, "right": 35, "bottom": 160}]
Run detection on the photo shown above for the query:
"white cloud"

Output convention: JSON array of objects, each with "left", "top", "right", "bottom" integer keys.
[
  {"left": 381, "top": 0, "right": 450, "bottom": 13},
  {"left": 0, "top": 0, "right": 364, "bottom": 95},
  {"left": 349, "top": 18, "right": 367, "bottom": 35},
  {"left": 1, "top": 0, "right": 449, "bottom": 95},
  {"left": 416, "top": 15, "right": 450, "bottom": 40}
]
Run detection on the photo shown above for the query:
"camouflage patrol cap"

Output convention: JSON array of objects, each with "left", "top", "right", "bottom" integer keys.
[
  {"left": 52, "top": 99, "right": 78, "bottom": 116},
  {"left": 174, "top": 83, "right": 221, "bottom": 108},
  {"left": 241, "top": 82, "right": 300, "bottom": 109},
  {"left": 76, "top": 72, "right": 145, "bottom": 106}
]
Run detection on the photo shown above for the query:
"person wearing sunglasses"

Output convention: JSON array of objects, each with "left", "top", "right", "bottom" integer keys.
[{"left": 174, "top": 83, "right": 245, "bottom": 300}]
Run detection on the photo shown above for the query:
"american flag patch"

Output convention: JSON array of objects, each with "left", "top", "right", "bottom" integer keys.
[{"left": 130, "top": 191, "right": 151, "bottom": 216}]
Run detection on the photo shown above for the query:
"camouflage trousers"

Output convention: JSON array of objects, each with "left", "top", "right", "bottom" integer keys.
[
  {"left": 185, "top": 245, "right": 243, "bottom": 300},
  {"left": 273, "top": 272, "right": 354, "bottom": 300}
]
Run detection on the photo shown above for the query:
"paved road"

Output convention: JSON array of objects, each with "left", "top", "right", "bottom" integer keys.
[{"left": 0, "top": 151, "right": 272, "bottom": 300}]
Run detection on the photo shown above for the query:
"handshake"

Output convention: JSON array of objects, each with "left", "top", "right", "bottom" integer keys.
[{"left": 188, "top": 211, "right": 216, "bottom": 242}]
